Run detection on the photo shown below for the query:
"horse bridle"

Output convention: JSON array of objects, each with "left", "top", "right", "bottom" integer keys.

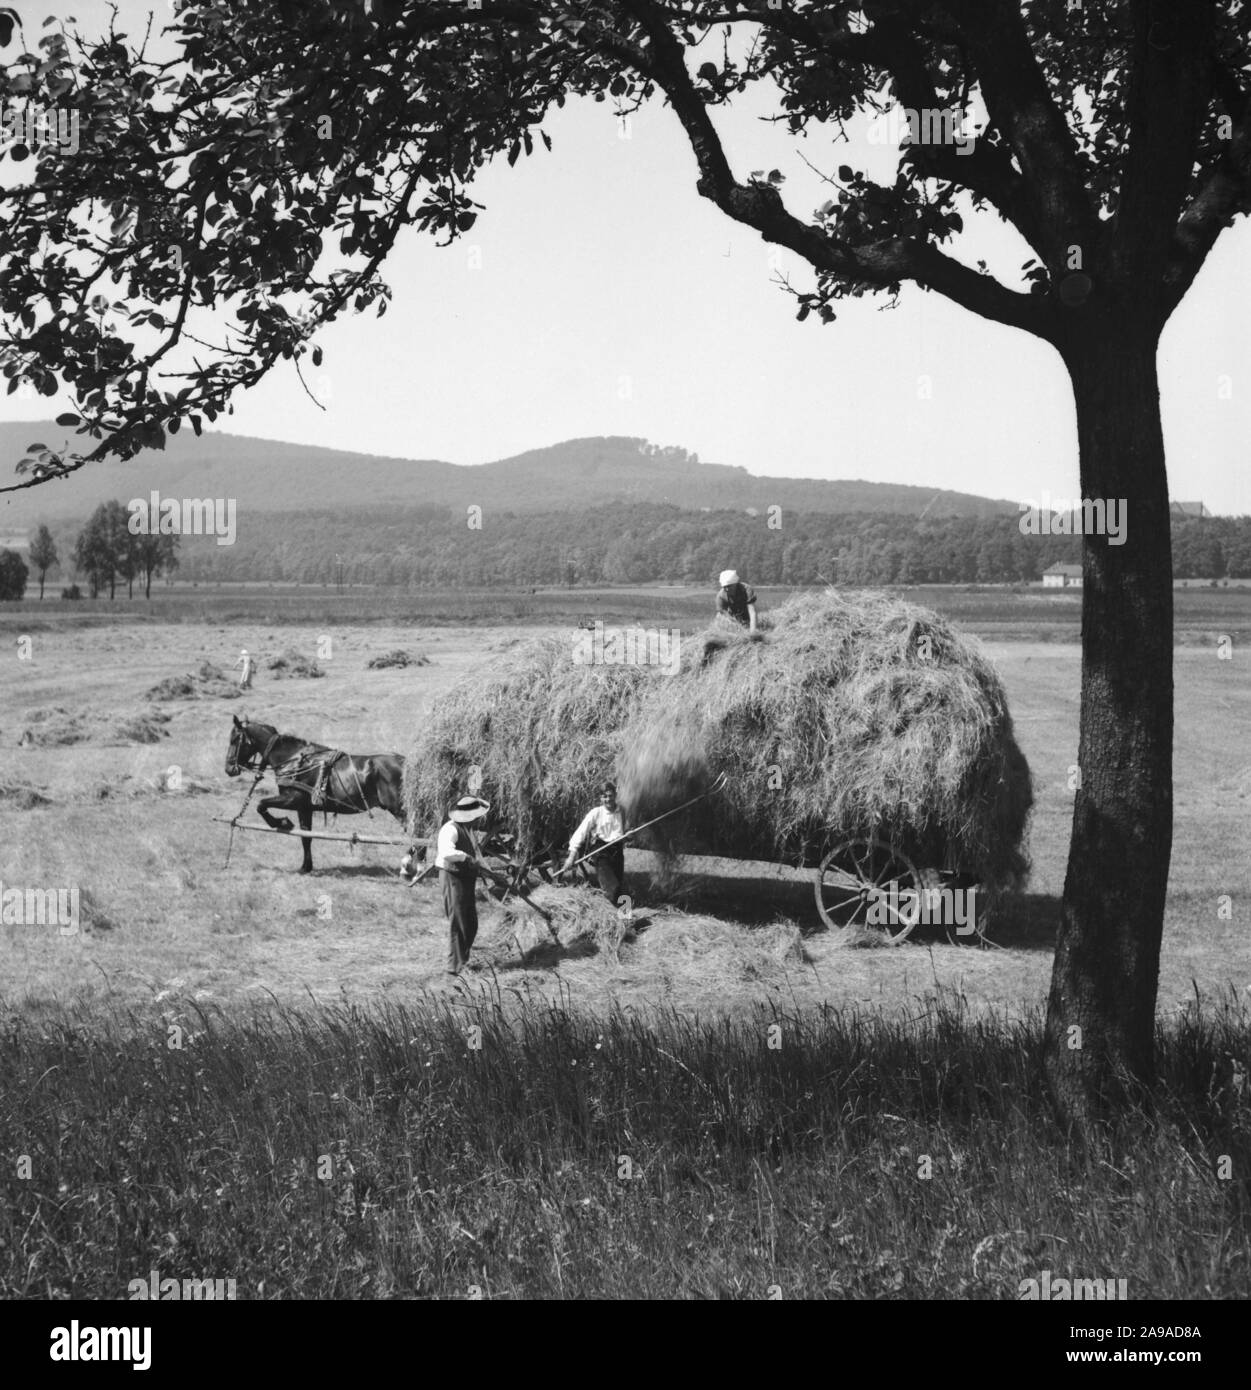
[{"left": 228, "top": 721, "right": 282, "bottom": 777}]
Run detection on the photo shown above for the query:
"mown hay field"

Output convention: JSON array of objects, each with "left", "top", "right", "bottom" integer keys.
[{"left": 0, "top": 616, "right": 1245, "bottom": 1017}]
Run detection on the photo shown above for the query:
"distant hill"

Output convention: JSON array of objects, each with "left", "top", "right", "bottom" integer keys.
[{"left": 0, "top": 427, "right": 1019, "bottom": 530}]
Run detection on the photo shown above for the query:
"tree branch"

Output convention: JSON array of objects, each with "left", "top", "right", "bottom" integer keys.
[
  {"left": 1112, "top": 0, "right": 1215, "bottom": 289},
  {"left": 618, "top": 0, "right": 1050, "bottom": 341},
  {"left": 1164, "top": 103, "right": 1251, "bottom": 313},
  {"left": 945, "top": 0, "right": 1097, "bottom": 265}
]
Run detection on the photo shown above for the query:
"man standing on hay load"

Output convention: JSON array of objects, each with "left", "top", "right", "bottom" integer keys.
[
  {"left": 716, "top": 569, "right": 757, "bottom": 631},
  {"left": 562, "top": 780, "right": 626, "bottom": 904},
  {"left": 436, "top": 795, "right": 490, "bottom": 976}
]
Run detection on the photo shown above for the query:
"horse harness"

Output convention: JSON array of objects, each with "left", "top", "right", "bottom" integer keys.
[{"left": 238, "top": 730, "right": 373, "bottom": 817}]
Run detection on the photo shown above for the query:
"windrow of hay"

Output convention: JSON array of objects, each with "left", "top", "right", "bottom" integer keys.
[
  {"left": 402, "top": 591, "right": 1032, "bottom": 890},
  {"left": 0, "top": 782, "right": 52, "bottom": 810},
  {"left": 114, "top": 711, "right": 172, "bottom": 745},
  {"left": 147, "top": 661, "right": 241, "bottom": 702},
  {"left": 368, "top": 649, "right": 430, "bottom": 670},
  {"left": 268, "top": 649, "right": 324, "bottom": 680},
  {"left": 17, "top": 707, "right": 91, "bottom": 747}
]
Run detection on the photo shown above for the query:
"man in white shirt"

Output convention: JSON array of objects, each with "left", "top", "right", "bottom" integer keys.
[
  {"left": 436, "top": 795, "right": 490, "bottom": 975},
  {"left": 236, "top": 648, "right": 254, "bottom": 690},
  {"left": 562, "top": 781, "right": 626, "bottom": 903}
]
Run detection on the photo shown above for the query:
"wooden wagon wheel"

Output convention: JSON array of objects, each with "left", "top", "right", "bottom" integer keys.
[{"left": 814, "top": 837, "right": 923, "bottom": 943}]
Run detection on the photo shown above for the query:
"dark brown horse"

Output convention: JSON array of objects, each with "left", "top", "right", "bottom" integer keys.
[{"left": 225, "top": 715, "right": 405, "bottom": 872}]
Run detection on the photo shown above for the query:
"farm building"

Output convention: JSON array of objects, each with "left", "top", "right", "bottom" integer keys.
[{"left": 1042, "top": 563, "right": 1083, "bottom": 588}]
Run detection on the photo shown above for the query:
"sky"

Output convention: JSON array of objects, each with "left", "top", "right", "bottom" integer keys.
[{"left": 0, "top": 0, "right": 1248, "bottom": 515}]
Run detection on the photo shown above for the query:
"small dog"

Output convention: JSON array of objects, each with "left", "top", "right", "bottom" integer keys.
[{"left": 398, "top": 844, "right": 429, "bottom": 881}]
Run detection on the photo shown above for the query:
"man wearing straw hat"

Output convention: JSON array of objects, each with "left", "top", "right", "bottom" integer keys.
[
  {"left": 436, "top": 794, "right": 490, "bottom": 975},
  {"left": 562, "top": 780, "right": 626, "bottom": 904},
  {"left": 717, "top": 569, "right": 758, "bottom": 631}
]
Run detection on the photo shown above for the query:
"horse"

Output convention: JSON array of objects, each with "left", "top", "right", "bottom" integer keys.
[{"left": 225, "top": 715, "right": 406, "bottom": 873}]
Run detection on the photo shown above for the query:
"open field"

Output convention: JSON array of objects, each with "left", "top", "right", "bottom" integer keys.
[
  {"left": 4, "top": 579, "right": 1251, "bottom": 644},
  {"left": 1, "top": 613, "right": 1247, "bottom": 1018},
  {"left": 1, "top": 601, "right": 1248, "bottom": 1298}
]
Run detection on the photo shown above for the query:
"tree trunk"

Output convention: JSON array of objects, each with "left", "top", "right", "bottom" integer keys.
[
  {"left": 145, "top": 568, "right": 153, "bottom": 599},
  {"left": 38, "top": 574, "right": 45, "bottom": 600},
  {"left": 1044, "top": 323, "right": 1174, "bottom": 1123}
]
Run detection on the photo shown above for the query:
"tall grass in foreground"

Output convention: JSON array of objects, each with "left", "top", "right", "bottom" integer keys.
[{"left": 1, "top": 987, "right": 1247, "bottom": 1299}]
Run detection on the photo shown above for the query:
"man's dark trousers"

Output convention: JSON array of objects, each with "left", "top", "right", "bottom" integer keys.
[
  {"left": 586, "top": 842, "right": 625, "bottom": 904},
  {"left": 441, "top": 866, "right": 479, "bottom": 974}
]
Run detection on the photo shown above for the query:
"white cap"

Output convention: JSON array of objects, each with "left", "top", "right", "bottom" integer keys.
[
  {"left": 719, "top": 570, "right": 739, "bottom": 587},
  {"left": 240, "top": 648, "right": 248, "bottom": 655}
]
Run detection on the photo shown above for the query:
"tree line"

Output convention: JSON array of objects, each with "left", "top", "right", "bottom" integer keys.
[
  {"left": 42, "top": 502, "right": 1251, "bottom": 591},
  {"left": 9, "top": 502, "right": 1246, "bottom": 600},
  {"left": 0, "top": 504, "right": 180, "bottom": 600}
]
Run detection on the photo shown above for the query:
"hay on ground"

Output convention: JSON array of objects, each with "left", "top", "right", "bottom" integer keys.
[
  {"left": 147, "top": 674, "right": 197, "bottom": 700},
  {"left": 269, "top": 649, "right": 324, "bottom": 680},
  {"left": 17, "top": 707, "right": 90, "bottom": 746},
  {"left": 115, "top": 711, "right": 171, "bottom": 744},
  {"left": 0, "top": 782, "right": 52, "bottom": 809},
  {"left": 368, "top": 649, "right": 430, "bottom": 670},
  {"left": 493, "top": 882, "right": 621, "bottom": 957},
  {"left": 147, "top": 663, "right": 240, "bottom": 701}
]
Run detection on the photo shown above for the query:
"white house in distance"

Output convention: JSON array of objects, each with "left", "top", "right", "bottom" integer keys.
[{"left": 1042, "top": 562, "right": 1083, "bottom": 588}]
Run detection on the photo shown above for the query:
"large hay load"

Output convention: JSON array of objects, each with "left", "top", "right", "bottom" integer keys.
[
  {"left": 619, "top": 591, "right": 1032, "bottom": 890},
  {"left": 402, "top": 591, "right": 1032, "bottom": 893}
]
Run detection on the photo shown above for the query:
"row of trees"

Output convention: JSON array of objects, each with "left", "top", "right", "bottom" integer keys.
[
  {"left": 74, "top": 501, "right": 180, "bottom": 598},
  {"left": 125, "top": 504, "right": 1250, "bottom": 590},
  {"left": 11, "top": 505, "right": 180, "bottom": 600}
]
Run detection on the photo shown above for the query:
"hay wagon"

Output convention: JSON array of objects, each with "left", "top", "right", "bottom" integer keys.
[{"left": 403, "top": 591, "right": 1030, "bottom": 947}]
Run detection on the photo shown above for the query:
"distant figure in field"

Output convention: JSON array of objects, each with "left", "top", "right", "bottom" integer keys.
[
  {"left": 563, "top": 780, "right": 626, "bottom": 904},
  {"left": 717, "top": 569, "right": 757, "bottom": 631},
  {"left": 236, "top": 648, "right": 254, "bottom": 690}
]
